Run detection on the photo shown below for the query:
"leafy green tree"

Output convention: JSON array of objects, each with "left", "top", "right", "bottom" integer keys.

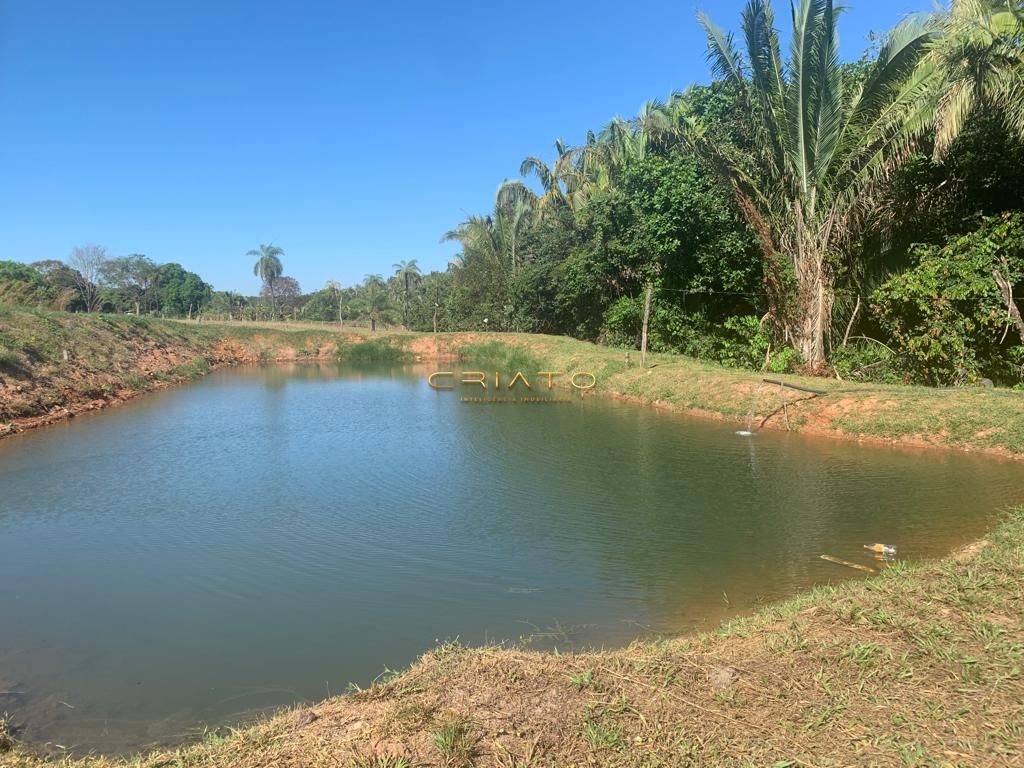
[
  {"left": 404, "top": 270, "right": 453, "bottom": 332},
  {"left": 99, "top": 254, "right": 159, "bottom": 313},
  {"left": 30, "top": 260, "right": 91, "bottom": 311},
  {"left": 155, "top": 263, "right": 212, "bottom": 316},
  {"left": 0, "top": 261, "right": 66, "bottom": 308},
  {"left": 208, "top": 290, "right": 247, "bottom": 319},
  {"left": 873, "top": 212, "right": 1024, "bottom": 384},
  {"left": 302, "top": 283, "right": 344, "bottom": 322}
]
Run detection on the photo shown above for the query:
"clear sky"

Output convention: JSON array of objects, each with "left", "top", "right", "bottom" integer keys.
[{"left": 0, "top": 0, "right": 932, "bottom": 295}]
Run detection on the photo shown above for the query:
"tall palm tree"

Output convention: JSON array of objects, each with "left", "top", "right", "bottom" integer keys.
[
  {"left": 249, "top": 244, "right": 284, "bottom": 317},
  {"left": 443, "top": 183, "right": 536, "bottom": 276},
  {"left": 907, "top": 0, "right": 1024, "bottom": 158},
  {"left": 392, "top": 259, "right": 422, "bottom": 328},
  {"left": 324, "top": 280, "right": 343, "bottom": 323},
  {"left": 518, "top": 139, "right": 594, "bottom": 215},
  {"left": 679, "top": 0, "right": 935, "bottom": 371},
  {"left": 555, "top": 102, "right": 675, "bottom": 208}
]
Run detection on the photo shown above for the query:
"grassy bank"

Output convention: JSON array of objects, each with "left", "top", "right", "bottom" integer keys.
[
  {"left": 466, "top": 334, "right": 1024, "bottom": 459},
  {"left": 4, "top": 509, "right": 1021, "bottom": 767},
  {"left": 0, "top": 308, "right": 411, "bottom": 433},
  {"left": 2, "top": 306, "right": 1024, "bottom": 457}
]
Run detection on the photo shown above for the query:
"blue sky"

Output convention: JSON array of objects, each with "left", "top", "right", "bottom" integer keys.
[{"left": 0, "top": 0, "right": 931, "bottom": 294}]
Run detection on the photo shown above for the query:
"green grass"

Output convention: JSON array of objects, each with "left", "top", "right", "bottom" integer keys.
[
  {"left": 431, "top": 718, "right": 475, "bottom": 764},
  {"left": 448, "top": 331, "right": 1024, "bottom": 456},
  {"left": 350, "top": 758, "right": 410, "bottom": 768},
  {"left": 581, "top": 717, "right": 624, "bottom": 751},
  {"left": 340, "top": 337, "right": 406, "bottom": 364},
  {"left": 568, "top": 668, "right": 594, "bottom": 690},
  {"left": 459, "top": 340, "right": 544, "bottom": 373}
]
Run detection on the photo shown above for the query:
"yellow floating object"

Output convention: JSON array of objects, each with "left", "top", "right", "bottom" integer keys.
[
  {"left": 820, "top": 554, "right": 878, "bottom": 574},
  {"left": 864, "top": 543, "right": 897, "bottom": 555}
]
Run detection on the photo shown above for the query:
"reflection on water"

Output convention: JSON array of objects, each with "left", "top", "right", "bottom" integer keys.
[{"left": 0, "top": 363, "right": 1021, "bottom": 753}]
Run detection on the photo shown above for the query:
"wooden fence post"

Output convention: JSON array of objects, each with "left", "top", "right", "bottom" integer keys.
[{"left": 640, "top": 282, "right": 653, "bottom": 369}]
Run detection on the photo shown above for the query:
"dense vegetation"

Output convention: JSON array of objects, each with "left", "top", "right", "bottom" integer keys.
[{"left": 3, "top": 0, "right": 1023, "bottom": 386}]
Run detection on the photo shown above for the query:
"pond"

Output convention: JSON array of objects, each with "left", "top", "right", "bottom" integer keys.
[{"left": 1, "top": 363, "right": 1022, "bottom": 753}]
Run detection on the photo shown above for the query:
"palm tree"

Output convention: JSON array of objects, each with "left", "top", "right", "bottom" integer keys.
[
  {"left": 249, "top": 244, "right": 284, "bottom": 317},
  {"left": 443, "top": 214, "right": 504, "bottom": 271},
  {"left": 908, "top": 0, "right": 1024, "bottom": 158},
  {"left": 324, "top": 280, "right": 342, "bottom": 323},
  {"left": 443, "top": 183, "right": 536, "bottom": 276},
  {"left": 392, "top": 259, "right": 422, "bottom": 328},
  {"left": 222, "top": 290, "right": 246, "bottom": 320},
  {"left": 544, "top": 102, "right": 674, "bottom": 209},
  {"left": 518, "top": 139, "right": 594, "bottom": 215},
  {"left": 679, "top": 0, "right": 935, "bottom": 371},
  {"left": 352, "top": 276, "right": 395, "bottom": 331}
]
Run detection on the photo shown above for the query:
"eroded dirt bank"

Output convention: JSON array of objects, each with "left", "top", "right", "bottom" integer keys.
[{"left": 0, "top": 313, "right": 441, "bottom": 437}]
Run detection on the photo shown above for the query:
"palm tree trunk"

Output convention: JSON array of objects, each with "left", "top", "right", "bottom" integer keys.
[
  {"left": 793, "top": 249, "right": 833, "bottom": 373},
  {"left": 403, "top": 274, "right": 410, "bottom": 328}
]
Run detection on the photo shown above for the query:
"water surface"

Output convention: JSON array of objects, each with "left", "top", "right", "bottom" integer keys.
[{"left": 1, "top": 363, "right": 1021, "bottom": 752}]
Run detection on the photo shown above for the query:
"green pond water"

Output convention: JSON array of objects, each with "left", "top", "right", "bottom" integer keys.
[{"left": 1, "top": 363, "right": 1022, "bottom": 753}]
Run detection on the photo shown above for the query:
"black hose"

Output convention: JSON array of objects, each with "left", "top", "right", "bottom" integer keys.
[{"left": 761, "top": 378, "right": 829, "bottom": 395}]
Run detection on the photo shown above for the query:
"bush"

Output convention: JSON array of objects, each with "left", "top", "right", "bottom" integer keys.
[
  {"left": 341, "top": 338, "right": 405, "bottom": 364},
  {"left": 830, "top": 341, "right": 902, "bottom": 383},
  {"left": 600, "top": 297, "right": 795, "bottom": 371},
  {"left": 766, "top": 345, "right": 802, "bottom": 374},
  {"left": 872, "top": 213, "right": 1024, "bottom": 386}
]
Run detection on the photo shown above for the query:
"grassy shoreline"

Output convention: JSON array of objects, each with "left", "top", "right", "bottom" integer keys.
[
  {"left": 4, "top": 510, "right": 1021, "bottom": 767},
  {"left": 2, "top": 308, "right": 1024, "bottom": 459}
]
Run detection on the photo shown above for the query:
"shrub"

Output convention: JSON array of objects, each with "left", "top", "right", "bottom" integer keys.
[
  {"left": 872, "top": 213, "right": 1024, "bottom": 386},
  {"left": 829, "top": 341, "right": 903, "bottom": 384},
  {"left": 342, "top": 338, "right": 405, "bottom": 364},
  {"left": 600, "top": 296, "right": 780, "bottom": 370},
  {"left": 767, "top": 345, "right": 802, "bottom": 374}
]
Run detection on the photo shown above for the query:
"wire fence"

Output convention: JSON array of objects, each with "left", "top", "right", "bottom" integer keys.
[{"left": 169, "top": 316, "right": 416, "bottom": 333}]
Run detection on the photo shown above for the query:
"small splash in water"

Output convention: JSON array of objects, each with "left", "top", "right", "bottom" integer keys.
[{"left": 744, "top": 383, "right": 765, "bottom": 435}]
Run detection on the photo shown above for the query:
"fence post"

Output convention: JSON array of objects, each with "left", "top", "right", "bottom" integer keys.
[{"left": 640, "top": 282, "right": 653, "bottom": 369}]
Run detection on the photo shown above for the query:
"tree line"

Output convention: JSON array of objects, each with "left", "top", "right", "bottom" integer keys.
[
  {"left": 0, "top": 242, "right": 423, "bottom": 332},
  {"left": 426, "top": 0, "right": 1024, "bottom": 385},
  {"left": 2, "top": 0, "right": 1023, "bottom": 386},
  {"left": 0, "top": 246, "right": 212, "bottom": 317}
]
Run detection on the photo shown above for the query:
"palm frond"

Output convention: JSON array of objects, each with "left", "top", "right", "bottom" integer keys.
[{"left": 697, "top": 11, "right": 748, "bottom": 86}]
